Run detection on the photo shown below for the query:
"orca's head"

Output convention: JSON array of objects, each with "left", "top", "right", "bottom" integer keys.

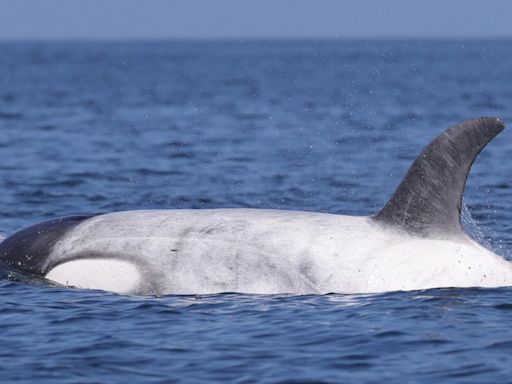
[{"left": 0, "top": 216, "right": 93, "bottom": 276}]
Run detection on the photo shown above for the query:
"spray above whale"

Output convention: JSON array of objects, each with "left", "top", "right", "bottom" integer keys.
[{"left": 0, "top": 117, "right": 510, "bottom": 295}]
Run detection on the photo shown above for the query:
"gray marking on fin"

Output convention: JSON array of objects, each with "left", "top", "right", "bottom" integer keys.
[{"left": 372, "top": 117, "right": 505, "bottom": 237}]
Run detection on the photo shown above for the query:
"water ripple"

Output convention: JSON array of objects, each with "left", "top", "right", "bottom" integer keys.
[{"left": 1, "top": 40, "right": 512, "bottom": 382}]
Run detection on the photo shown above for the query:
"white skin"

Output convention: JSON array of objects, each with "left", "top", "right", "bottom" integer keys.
[{"left": 45, "top": 209, "right": 512, "bottom": 295}]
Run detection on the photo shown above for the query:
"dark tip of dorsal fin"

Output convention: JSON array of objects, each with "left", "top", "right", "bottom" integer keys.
[{"left": 372, "top": 117, "right": 505, "bottom": 238}]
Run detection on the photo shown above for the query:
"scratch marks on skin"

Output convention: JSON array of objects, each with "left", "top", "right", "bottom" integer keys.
[
  {"left": 295, "top": 257, "right": 322, "bottom": 293},
  {"left": 199, "top": 220, "right": 227, "bottom": 235},
  {"left": 290, "top": 268, "right": 322, "bottom": 293},
  {"left": 173, "top": 227, "right": 194, "bottom": 249},
  {"left": 46, "top": 211, "right": 376, "bottom": 295},
  {"left": 402, "top": 193, "right": 414, "bottom": 227},
  {"left": 166, "top": 226, "right": 193, "bottom": 270},
  {"left": 156, "top": 215, "right": 171, "bottom": 232},
  {"left": 232, "top": 251, "right": 241, "bottom": 289}
]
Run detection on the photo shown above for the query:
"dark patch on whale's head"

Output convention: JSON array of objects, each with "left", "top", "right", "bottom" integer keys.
[{"left": 0, "top": 215, "right": 93, "bottom": 275}]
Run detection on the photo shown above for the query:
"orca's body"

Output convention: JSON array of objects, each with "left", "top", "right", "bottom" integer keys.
[{"left": 0, "top": 117, "right": 509, "bottom": 295}]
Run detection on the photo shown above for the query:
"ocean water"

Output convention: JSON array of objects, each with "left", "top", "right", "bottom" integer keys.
[{"left": 1, "top": 40, "right": 512, "bottom": 382}]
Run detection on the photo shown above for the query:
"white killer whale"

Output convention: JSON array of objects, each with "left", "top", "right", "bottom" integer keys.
[{"left": 0, "top": 117, "right": 510, "bottom": 295}]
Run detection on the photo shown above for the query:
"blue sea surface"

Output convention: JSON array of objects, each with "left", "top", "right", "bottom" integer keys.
[{"left": 1, "top": 40, "right": 512, "bottom": 382}]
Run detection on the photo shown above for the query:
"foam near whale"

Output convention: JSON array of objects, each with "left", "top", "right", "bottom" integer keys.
[{"left": 0, "top": 117, "right": 509, "bottom": 295}]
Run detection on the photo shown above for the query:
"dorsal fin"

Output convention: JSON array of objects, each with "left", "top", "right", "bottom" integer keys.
[{"left": 372, "top": 117, "right": 505, "bottom": 237}]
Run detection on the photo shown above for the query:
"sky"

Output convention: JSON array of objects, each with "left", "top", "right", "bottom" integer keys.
[{"left": 0, "top": 0, "right": 511, "bottom": 40}]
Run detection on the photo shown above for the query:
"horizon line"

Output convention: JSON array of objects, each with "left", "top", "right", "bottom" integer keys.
[{"left": 1, "top": 36, "right": 512, "bottom": 43}]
